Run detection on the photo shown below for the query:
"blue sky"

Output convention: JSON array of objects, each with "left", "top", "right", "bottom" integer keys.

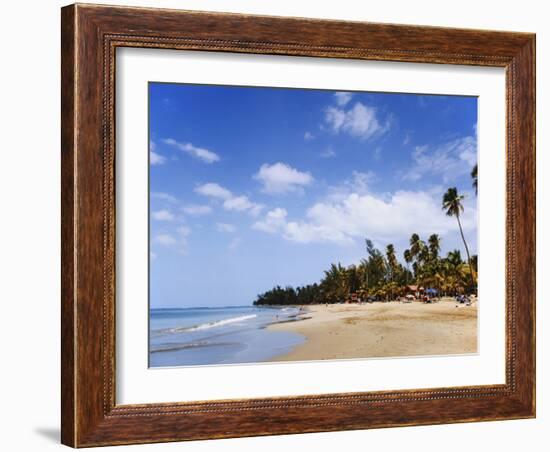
[{"left": 149, "top": 83, "right": 478, "bottom": 308}]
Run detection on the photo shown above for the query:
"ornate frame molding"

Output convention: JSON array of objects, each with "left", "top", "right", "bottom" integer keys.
[{"left": 61, "top": 4, "right": 535, "bottom": 447}]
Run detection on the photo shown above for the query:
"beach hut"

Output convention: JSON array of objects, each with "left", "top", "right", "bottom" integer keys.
[{"left": 405, "top": 285, "right": 424, "bottom": 300}]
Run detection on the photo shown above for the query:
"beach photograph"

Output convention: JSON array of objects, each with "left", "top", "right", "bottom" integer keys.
[{"left": 148, "top": 83, "right": 478, "bottom": 367}]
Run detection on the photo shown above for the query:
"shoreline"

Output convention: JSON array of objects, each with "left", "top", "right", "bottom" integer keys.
[{"left": 265, "top": 298, "right": 477, "bottom": 362}]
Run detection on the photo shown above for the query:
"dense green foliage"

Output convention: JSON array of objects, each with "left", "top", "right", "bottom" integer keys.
[{"left": 253, "top": 235, "right": 477, "bottom": 306}]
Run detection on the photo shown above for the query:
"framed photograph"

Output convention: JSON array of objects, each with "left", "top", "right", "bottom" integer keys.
[{"left": 61, "top": 3, "right": 536, "bottom": 447}]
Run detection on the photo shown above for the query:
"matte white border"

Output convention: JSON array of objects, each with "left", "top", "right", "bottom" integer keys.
[{"left": 116, "top": 48, "right": 506, "bottom": 404}]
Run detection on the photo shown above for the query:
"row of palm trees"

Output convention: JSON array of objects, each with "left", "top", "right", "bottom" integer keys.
[
  {"left": 253, "top": 166, "right": 478, "bottom": 306},
  {"left": 253, "top": 236, "right": 477, "bottom": 306}
]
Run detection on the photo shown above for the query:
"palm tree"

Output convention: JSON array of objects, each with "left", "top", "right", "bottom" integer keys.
[
  {"left": 442, "top": 250, "right": 465, "bottom": 295},
  {"left": 446, "top": 249, "right": 463, "bottom": 268},
  {"left": 409, "top": 233, "right": 423, "bottom": 259},
  {"left": 471, "top": 165, "right": 478, "bottom": 195},
  {"left": 322, "top": 263, "right": 349, "bottom": 302},
  {"left": 385, "top": 244, "right": 399, "bottom": 300},
  {"left": 386, "top": 244, "right": 398, "bottom": 276},
  {"left": 365, "top": 239, "right": 386, "bottom": 291},
  {"left": 442, "top": 187, "right": 475, "bottom": 290},
  {"left": 403, "top": 249, "right": 412, "bottom": 283},
  {"left": 428, "top": 233, "right": 441, "bottom": 261}
]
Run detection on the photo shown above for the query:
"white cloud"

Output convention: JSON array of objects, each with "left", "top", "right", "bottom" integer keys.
[
  {"left": 151, "top": 192, "right": 177, "bottom": 203},
  {"left": 304, "top": 131, "right": 315, "bottom": 141},
  {"left": 252, "top": 208, "right": 288, "bottom": 233},
  {"left": 327, "top": 171, "right": 376, "bottom": 200},
  {"left": 254, "top": 162, "right": 313, "bottom": 195},
  {"left": 223, "top": 196, "right": 263, "bottom": 216},
  {"left": 334, "top": 92, "right": 353, "bottom": 106},
  {"left": 284, "top": 222, "right": 353, "bottom": 244},
  {"left": 150, "top": 141, "right": 166, "bottom": 165},
  {"left": 163, "top": 138, "right": 220, "bottom": 163},
  {"left": 154, "top": 234, "right": 176, "bottom": 245},
  {"left": 403, "top": 135, "right": 477, "bottom": 183},
  {"left": 248, "top": 204, "right": 264, "bottom": 217},
  {"left": 217, "top": 223, "right": 236, "bottom": 233},
  {"left": 252, "top": 207, "right": 351, "bottom": 244},
  {"left": 195, "top": 183, "right": 232, "bottom": 200},
  {"left": 151, "top": 209, "right": 174, "bottom": 221},
  {"left": 196, "top": 182, "right": 263, "bottom": 216},
  {"left": 252, "top": 189, "right": 475, "bottom": 246},
  {"left": 223, "top": 196, "right": 253, "bottom": 211},
  {"left": 181, "top": 204, "right": 212, "bottom": 216},
  {"left": 153, "top": 227, "right": 190, "bottom": 254},
  {"left": 324, "top": 102, "right": 390, "bottom": 140}
]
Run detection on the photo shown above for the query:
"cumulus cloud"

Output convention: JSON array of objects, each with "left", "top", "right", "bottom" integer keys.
[
  {"left": 195, "top": 183, "right": 263, "bottom": 216},
  {"left": 252, "top": 189, "right": 475, "bottom": 246},
  {"left": 151, "top": 192, "right": 178, "bottom": 203},
  {"left": 223, "top": 196, "right": 254, "bottom": 211},
  {"left": 254, "top": 162, "right": 313, "bottom": 195},
  {"left": 324, "top": 102, "right": 390, "bottom": 140},
  {"left": 194, "top": 183, "right": 232, "bottom": 200},
  {"left": 252, "top": 208, "right": 288, "bottom": 234},
  {"left": 403, "top": 135, "right": 477, "bottom": 183},
  {"left": 284, "top": 222, "right": 352, "bottom": 244},
  {"left": 152, "top": 226, "right": 191, "bottom": 254},
  {"left": 304, "top": 131, "right": 315, "bottom": 141},
  {"left": 334, "top": 92, "right": 353, "bottom": 106},
  {"left": 150, "top": 141, "right": 166, "bottom": 165},
  {"left": 252, "top": 207, "right": 351, "bottom": 244},
  {"left": 163, "top": 138, "right": 220, "bottom": 163},
  {"left": 327, "top": 171, "right": 376, "bottom": 200},
  {"left": 223, "top": 196, "right": 263, "bottom": 216},
  {"left": 151, "top": 209, "right": 174, "bottom": 221},
  {"left": 181, "top": 204, "right": 212, "bottom": 216}
]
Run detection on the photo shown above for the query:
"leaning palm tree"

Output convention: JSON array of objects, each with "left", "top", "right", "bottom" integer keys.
[
  {"left": 471, "top": 164, "right": 478, "bottom": 195},
  {"left": 442, "top": 188, "right": 475, "bottom": 289}
]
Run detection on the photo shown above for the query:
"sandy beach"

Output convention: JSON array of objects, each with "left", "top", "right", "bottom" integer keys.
[{"left": 268, "top": 298, "right": 477, "bottom": 361}]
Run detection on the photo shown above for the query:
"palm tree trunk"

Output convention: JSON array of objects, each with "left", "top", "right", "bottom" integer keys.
[{"left": 455, "top": 213, "right": 476, "bottom": 291}]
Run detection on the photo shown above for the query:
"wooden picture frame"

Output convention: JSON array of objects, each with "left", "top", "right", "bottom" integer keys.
[{"left": 61, "top": 3, "right": 536, "bottom": 447}]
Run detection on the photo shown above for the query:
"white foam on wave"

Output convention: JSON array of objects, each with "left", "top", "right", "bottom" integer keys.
[
  {"left": 163, "top": 314, "right": 258, "bottom": 334},
  {"left": 186, "top": 314, "right": 258, "bottom": 331}
]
